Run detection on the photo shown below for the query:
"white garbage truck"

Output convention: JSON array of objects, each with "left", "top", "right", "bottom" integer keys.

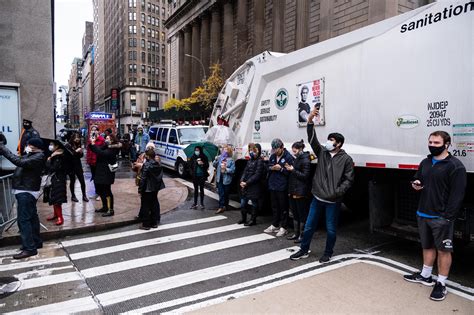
[{"left": 209, "top": 1, "right": 474, "bottom": 242}]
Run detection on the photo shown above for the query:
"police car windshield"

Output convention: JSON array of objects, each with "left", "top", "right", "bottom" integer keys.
[{"left": 178, "top": 127, "right": 207, "bottom": 144}]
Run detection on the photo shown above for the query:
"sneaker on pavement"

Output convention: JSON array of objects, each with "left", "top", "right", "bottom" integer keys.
[
  {"left": 290, "top": 250, "right": 309, "bottom": 261},
  {"left": 430, "top": 281, "right": 447, "bottom": 301},
  {"left": 276, "top": 228, "right": 288, "bottom": 237},
  {"left": 264, "top": 225, "right": 279, "bottom": 233},
  {"left": 403, "top": 272, "right": 435, "bottom": 286},
  {"left": 319, "top": 255, "right": 331, "bottom": 263}
]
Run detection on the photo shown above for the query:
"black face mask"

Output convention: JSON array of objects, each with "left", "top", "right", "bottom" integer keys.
[
  {"left": 429, "top": 145, "right": 445, "bottom": 156},
  {"left": 23, "top": 124, "right": 31, "bottom": 129}
]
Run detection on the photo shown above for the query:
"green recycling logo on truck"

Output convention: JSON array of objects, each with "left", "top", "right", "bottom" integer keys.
[{"left": 275, "top": 88, "right": 288, "bottom": 110}]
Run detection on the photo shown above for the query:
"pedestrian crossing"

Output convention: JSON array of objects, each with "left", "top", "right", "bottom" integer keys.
[{"left": 1, "top": 212, "right": 473, "bottom": 314}]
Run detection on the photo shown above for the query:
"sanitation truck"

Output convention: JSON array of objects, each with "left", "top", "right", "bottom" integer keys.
[{"left": 209, "top": 1, "right": 474, "bottom": 242}]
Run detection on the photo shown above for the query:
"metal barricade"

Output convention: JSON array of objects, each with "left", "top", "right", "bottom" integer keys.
[{"left": 0, "top": 174, "right": 16, "bottom": 238}]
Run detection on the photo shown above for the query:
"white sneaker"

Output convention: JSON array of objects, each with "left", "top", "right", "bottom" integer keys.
[
  {"left": 276, "top": 228, "right": 288, "bottom": 237},
  {"left": 264, "top": 225, "right": 279, "bottom": 233}
]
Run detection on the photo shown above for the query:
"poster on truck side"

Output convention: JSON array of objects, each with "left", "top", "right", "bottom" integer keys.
[{"left": 297, "top": 78, "right": 325, "bottom": 127}]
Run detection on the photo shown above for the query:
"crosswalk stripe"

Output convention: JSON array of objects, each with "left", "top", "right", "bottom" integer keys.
[
  {"left": 18, "top": 272, "right": 83, "bottom": 291},
  {"left": 0, "top": 256, "right": 70, "bottom": 272},
  {"left": 81, "top": 233, "right": 274, "bottom": 278},
  {"left": 69, "top": 223, "right": 247, "bottom": 260},
  {"left": 61, "top": 215, "right": 228, "bottom": 247},
  {"left": 0, "top": 244, "right": 61, "bottom": 258},
  {"left": 96, "top": 246, "right": 299, "bottom": 307},
  {"left": 4, "top": 296, "right": 99, "bottom": 315},
  {"left": 174, "top": 178, "right": 241, "bottom": 208}
]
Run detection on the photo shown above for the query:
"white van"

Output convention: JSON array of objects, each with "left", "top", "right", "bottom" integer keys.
[{"left": 148, "top": 123, "right": 208, "bottom": 177}]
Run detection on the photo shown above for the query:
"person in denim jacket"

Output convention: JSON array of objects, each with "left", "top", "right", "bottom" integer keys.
[{"left": 213, "top": 145, "right": 236, "bottom": 214}]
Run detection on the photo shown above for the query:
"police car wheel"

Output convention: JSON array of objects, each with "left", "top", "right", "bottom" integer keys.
[{"left": 176, "top": 160, "right": 186, "bottom": 178}]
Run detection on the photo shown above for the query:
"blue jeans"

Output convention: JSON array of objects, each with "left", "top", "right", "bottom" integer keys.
[
  {"left": 15, "top": 193, "right": 42, "bottom": 252},
  {"left": 217, "top": 178, "right": 231, "bottom": 208},
  {"left": 300, "top": 197, "right": 341, "bottom": 256}
]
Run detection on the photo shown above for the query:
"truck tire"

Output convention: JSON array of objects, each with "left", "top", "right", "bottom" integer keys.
[{"left": 176, "top": 159, "right": 187, "bottom": 178}]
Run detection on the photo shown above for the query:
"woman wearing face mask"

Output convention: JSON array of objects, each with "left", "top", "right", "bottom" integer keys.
[
  {"left": 89, "top": 134, "right": 120, "bottom": 217},
  {"left": 189, "top": 146, "right": 209, "bottom": 209},
  {"left": 285, "top": 140, "right": 311, "bottom": 242},
  {"left": 45, "top": 140, "right": 68, "bottom": 225},
  {"left": 239, "top": 143, "right": 264, "bottom": 226},
  {"left": 66, "top": 133, "right": 89, "bottom": 203},
  {"left": 213, "top": 145, "right": 236, "bottom": 214}
]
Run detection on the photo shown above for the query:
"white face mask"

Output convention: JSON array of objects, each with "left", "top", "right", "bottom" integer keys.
[
  {"left": 24, "top": 146, "right": 33, "bottom": 154},
  {"left": 324, "top": 140, "right": 335, "bottom": 151},
  {"left": 48, "top": 145, "right": 54, "bottom": 152}
]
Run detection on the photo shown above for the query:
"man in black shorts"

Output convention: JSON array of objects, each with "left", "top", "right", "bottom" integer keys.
[{"left": 403, "top": 131, "right": 466, "bottom": 301}]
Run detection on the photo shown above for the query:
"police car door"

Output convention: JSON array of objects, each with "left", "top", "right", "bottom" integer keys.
[{"left": 166, "top": 128, "right": 179, "bottom": 166}]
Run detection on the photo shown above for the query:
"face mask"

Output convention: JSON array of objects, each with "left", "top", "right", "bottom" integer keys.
[
  {"left": 221, "top": 151, "right": 228, "bottom": 159},
  {"left": 48, "top": 145, "right": 54, "bottom": 152},
  {"left": 105, "top": 140, "right": 111, "bottom": 145},
  {"left": 249, "top": 152, "right": 255, "bottom": 159},
  {"left": 24, "top": 146, "right": 33, "bottom": 154},
  {"left": 324, "top": 140, "right": 335, "bottom": 151},
  {"left": 429, "top": 145, "right": 445, "bottom": 156},
  {"left": 194, "top": 151, "right": 200, "bottom": 156},
  {"left": 23, "top": 124, "right": 31, "bottom": 129},
  {"left": 138, "top": 130, "right": 143, "bottom": 134}
]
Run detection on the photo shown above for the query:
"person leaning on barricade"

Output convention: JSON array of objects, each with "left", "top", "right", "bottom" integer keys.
[{"left": 0, "top": 138, "right": 45, "bottom": 259}]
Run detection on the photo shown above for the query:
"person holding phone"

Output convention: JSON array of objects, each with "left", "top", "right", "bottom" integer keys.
[
  {"left": 189, "top": 146, "right": 209, "bottom": 209},
  {"left": 403, "top": 131, "right": 466, "bottom": 301}
]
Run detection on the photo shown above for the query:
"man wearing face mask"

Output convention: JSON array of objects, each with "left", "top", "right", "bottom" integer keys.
[
  {"left": 403, "top": 131, "right": 466, "bottom": 301},
  {"left": 290, "top": 107, "right": 354, "bottom": 263},
  {"left": 17, "top": 119, "right": 40, "bottom": 156},
  {"left": 0, "top": 138, "right": 45, "bottom": 259}
]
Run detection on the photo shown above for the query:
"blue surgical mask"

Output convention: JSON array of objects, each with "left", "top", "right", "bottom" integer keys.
[
  {"left": 48, "top": 145, "right": 54, "bottom": 152},
  {"left": 194, "top": 151, "right": 200, "bottom": 156},
  {"left": 249, "top": 152, "right": 255, "bottom": 159},
  {"left": 324, "top": 140, "right": 335, "bottom": 151}
]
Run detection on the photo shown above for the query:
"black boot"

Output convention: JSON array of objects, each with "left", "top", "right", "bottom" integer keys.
[
  {"left": 95, "top": 195, "right": 108, "bottom": 213},
  {"left": 244, "top": 208, "right": 257, "bottom": 226},
  {"left": 71, "top": 194, "right": 79, "bottom": 202},
  {"left": 238, "top": 209, "right": 247, "bottom": 224},
  {"left": 102, "top": 197, "right": 114, "bottom": 217}
]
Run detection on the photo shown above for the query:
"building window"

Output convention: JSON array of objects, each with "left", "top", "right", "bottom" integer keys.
[
  {"left": 128, "top": 25, "right": 133, "bottom": 34},
  {"left": 141, "top": 52, "right": 146, "bottom": 62},
  {"left": 141, "top": 13, "right": 145, "bottom": 22},
  {"left": 148, "top": 66, "right": 151, "bottom": 74},
  {"left": 128, "top": 0, "right": 136, "bottom": 8},
  {"left": 141, "top": 39, "right": 145, "bottom": 48},
  {"left": 151, "top": 42, "right": 155, "bottom": 51},
  {"left": 142, "top": 78, "right": 146, "bottom": 85},
  {"left": 148, "top": 53, "right": 151, "bottom": 63},
  {"left": 151, "top": 67, "right": 155, "bottom": 75},
  {"left": 133, "top": 25, "right": 137, "bottom": 34},
  {"left": 141, "top": 0, "right": 145, "bottom": 9},
  {"left": 161, "top": 44, "right": 165, "bottom": 54},
  {"left": 161, "top": 32, "right": 165, "bottom": 41},
  {"left": 128, "top": 38, "right": 133, "bottom": 47},
  {"left": 130, "top": 92, "right": 136, "bottom": 101},
  {"left": 141, "top": 26, "right": 145, "bottom": 36},
  {"left": 141, "top": 65, "right": 145, "bottom": 73},
  {"left": 162, "top": 81, "right": 165, "bottom": 89},
  {"left": 129, "top": 78, "right": 133, "bottom": 85},
  {"left": 133, "top": 64, "right": 137, "bottom": 73},
  {"left": 147, "top": 41, "right": 151, "bottom": 50},
  {"left": 152, "top": 17, "right": 155, "bottom": 26},
  {"left": 147, "top": 15, "right": 151, "bottom": 24},
  {"left": 148, "top": 79, "right": 151, "bottom": 86},
  {"left": 133, "top": 51, "right": 137, "bottom": 60},
  {"left": 162, "top": 56, "right": 165, "bottom": 64},
  {"left": 128, "top": 12, "right": 136, "bottom": 21},
  {"left": 152, "top": 4, "right": 156, "bottom": 13},
  {"left": 162, "top": 7, "right": 165, "bottom": 17},
  {"left": 147, "top": 3, "right": 151, "bottom": 12},
  {"left": 129, "top": 64, "right": 133, "bottom": 73},
  {"left": 128, "top": 51, "right": 133, "bottom": 60},
  {"left": 161, "top": 68, "right": 165, "bottom": 77}
]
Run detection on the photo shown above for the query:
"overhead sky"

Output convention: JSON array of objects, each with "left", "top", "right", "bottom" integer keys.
[{"left": 54, "top": 0, "right": 93, "bottom": 90}]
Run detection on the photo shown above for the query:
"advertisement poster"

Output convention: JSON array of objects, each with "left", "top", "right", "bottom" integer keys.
[
  {"left": 0, "top": 87, "right": 20, "bottom": 170},
  {"left": 297, "top": 78, "right": 325, "bottom": 127}
]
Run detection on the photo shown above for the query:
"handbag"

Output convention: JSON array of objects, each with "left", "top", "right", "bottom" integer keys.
[
  {"left": 108, "top": 162, "right": 119, "bottom": 172},
  {"left": 42, "top": 174, "right": 53, "bottom": 203}
]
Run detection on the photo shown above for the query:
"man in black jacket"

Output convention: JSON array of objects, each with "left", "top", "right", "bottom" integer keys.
[
  {"left": 17, "top": 119, "right": 40, "bottom": 156},
  {"left": 403, "top": 131, "right": 466, "bottom": 301},
  {"left": 290, "top": 107, "right": 354, "bottom": 263},
  {"left": 0, "top": 138, "right": 45, "bottom": 259}
]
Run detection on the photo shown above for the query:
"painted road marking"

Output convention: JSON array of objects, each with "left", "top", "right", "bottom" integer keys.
[
  {"left": 0, "top": 256, "right": 70, "bottom": 272},
  {"left": 96, "top": 246, "right": 300, "bottom": 306},
  {"left": 61, "top": 215, "right": 228, "bottom": 247},
  {"left": 81, "top": 233, "right": 274, "bottom": 278},
  {"left": 5, "top": 296, "right": 99, "bottom": 315},
  {"left": 69, "top": 224, "right": 247, "bottom": 260},
  {"left": 174, "top": 178, "right": 241, "bottom": 208}
]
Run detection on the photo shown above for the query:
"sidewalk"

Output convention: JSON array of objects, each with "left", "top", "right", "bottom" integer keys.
[{"left": 1, "top": 176, "right": 188, "bottom": 245}]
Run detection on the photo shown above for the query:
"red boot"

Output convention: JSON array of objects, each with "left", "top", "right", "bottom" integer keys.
[
  {"left": 47, "top": 206, "right": 58, "bottom": 221},
  {"left": 55, "top": 205, "right": 64, "bottom": 226}
]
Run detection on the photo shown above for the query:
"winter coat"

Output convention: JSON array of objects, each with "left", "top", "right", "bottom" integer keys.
[
  {"left": 288, "top": 151, "right": 311, "bottom": 196},
  {"left": 86, "top": 135, "right": 105, "bottom": 166},
  {"left": 241, "top": 157, "right": 264, "bottom": 200},
  {"left": 139, "top": 159, "right": 165, "bottom": 193},
  {"left": 89, "top": 143, "right": 119, "bottom": 185},
  {"left": 213, "top": 155, "right": 235, "bottom": 186},
  {"left": 189, "top": 153, "right": 209, "bottom": 179},
  {"left": 0, "top": 144, "right": 45, "bottom": 191},
  {"left": 267, "top": 149, "right": 294, "bottom": 192},
  {"left": 307, "top": 123, "right": 354, "bottom": 202},
  {"left": 46, "top": 152, "right": 68, "bottom": 205},
  {"left": 65, "top": 142, "right": 84, "bottom": 174}
]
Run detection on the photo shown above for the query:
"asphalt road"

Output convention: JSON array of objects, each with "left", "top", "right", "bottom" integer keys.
[{"left": 1, "top": 171, "right": 473, "bottom": 313}]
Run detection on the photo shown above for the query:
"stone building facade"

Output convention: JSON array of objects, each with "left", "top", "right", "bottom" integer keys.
[{"left": 165, "top": 0, "right": 433, "bottom": 100}]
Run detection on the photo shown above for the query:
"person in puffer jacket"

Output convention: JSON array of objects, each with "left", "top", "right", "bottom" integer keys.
[
  {"left": 285, "top": 140, "right": 311, "bottom": 243},
  {"left": 86, "top": 125, "right": 104, "bottom": 199}
]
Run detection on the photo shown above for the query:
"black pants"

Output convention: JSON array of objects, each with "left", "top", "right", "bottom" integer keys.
[
  {"left": 90, "top": 165, "right": 98, "bottom": 196},
  {"left": 271, "top": 190, "right": 289, "bottom": 229},
  {"left": 141, "top": 192, "right": 160, "bottom": 227},
  {"left": 193, "top": 176, "right": 206, "bottom": 205},
  {"left": 289, "top": 197, "right": 309, "bottom": 232},
  {"left": 96, "top": 183, "right": 113, "bottom": 210},
  {"left": 69, "top": 170, "right": 86, "bottom": 197}
]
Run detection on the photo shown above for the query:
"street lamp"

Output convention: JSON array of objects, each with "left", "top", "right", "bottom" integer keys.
[
  {"left": 58, "top": 86, "right": 78, "bottom": 127},
  {"left": 185, "top": 54, "right": 206, "bottom": 81}
]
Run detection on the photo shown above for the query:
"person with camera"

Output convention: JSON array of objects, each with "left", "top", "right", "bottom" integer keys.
[
  {"left": 403, "top": 131, "right": 466, "bottom": 301},
  {"left": 89, "top": 133, "right": 120, "bottom": 217},
  {"left": 0, "top": 138, "right": 45, "bottom": 259},
  {"left": 189, "top": 146, "right": 209, "bottom": 209},
  {"left": 66, "top": 133, "right": 89, "bottom": 203},
  {"left": 44, "top": 140, "right": 69, "bottom": 226}
]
